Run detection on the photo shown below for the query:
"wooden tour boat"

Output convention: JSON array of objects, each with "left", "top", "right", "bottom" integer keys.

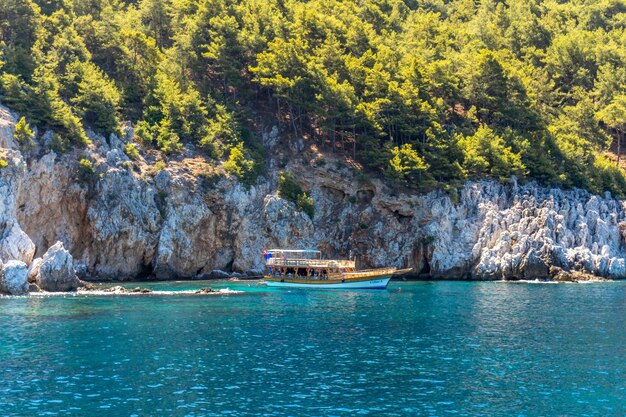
[{"left": 263, "top": 249, "right": 411, "bottom": 289}]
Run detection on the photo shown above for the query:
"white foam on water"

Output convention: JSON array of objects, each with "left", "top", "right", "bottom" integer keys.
[
  {"left": 495, "top": 279, "right": 559, "bottom": 284},
  {"left": 0, "top": 288, "right": 243, "bottom": 298}
]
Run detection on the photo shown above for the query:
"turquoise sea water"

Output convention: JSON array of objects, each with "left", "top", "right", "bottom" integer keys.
[{"left": 1, "top": 280, "right": 626, "bottom": 416}]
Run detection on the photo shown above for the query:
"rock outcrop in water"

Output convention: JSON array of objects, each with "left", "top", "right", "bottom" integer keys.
[
  {"left": 1, "top": 103, "right": 626, "bottom": 284},
  {"left": 0, "top": 259, "right": 28, "bottom": 295},
  {"left": 35, "top": 242, "right": 80, "bottom": 291}
]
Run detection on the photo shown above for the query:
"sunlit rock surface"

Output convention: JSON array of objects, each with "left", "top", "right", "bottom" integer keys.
[
  {"left": 2, "top": 104, "right": 626, "bottom": 281},
  {"left": 0, "top": 260, "right": 28, "bottom": 295},
  {"left": 0, "top": 150, "right": 35, "bottom": 264},
  {"left": 36, "top": 242, "right": 80, "bottom": 291}
]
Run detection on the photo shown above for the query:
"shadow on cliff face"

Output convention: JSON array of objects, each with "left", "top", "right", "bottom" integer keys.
[
  {"left": 408, "top": 241, "right": 433, "bottom": 279},
  {"left": 135, "top": 262, "right": 155, "bottom": 281},
  {"left": 4, "top": 102, "right": 626, "bottom": 282}
]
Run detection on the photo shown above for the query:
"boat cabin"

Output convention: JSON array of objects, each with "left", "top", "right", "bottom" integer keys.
[{"left": 264, "top": 249, "right": 356, "bottom": 280}]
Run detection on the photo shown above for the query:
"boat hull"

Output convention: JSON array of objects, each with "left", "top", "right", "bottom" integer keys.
[{"left": 264, "top": 276, "right": 391, "bottom": 289}]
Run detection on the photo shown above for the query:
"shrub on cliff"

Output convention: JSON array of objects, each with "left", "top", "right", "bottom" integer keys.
[
  {"left": 78, "top": 158, "right": 95, "bottom": 183},
  {"left": 296, "top": 193, "right": 315, "bottom": 219},
  {"left": 49, "top": 133, "right": 70, "bottom": 154},
  {"left": 134, "top": 121, "right": 154, "bottom": 147},
  {"left": 124, "top": 143, "right": 140, "bottom": 160},
  {"left": 14, "top": 116, "right": 35, "bottom": 150},
  {"left": 156, "top": 124, "right": 183, "bottom": 154},
  {"left": 146, "top": 160, "right": 167, "bottom": 177},
  {"left": 278, "top": 171, "right": 302, "bottom": 202},
  {"left": 278, "top": 171, "right": 315, "bottom": 219},
  {"left": 224, "top": 143, "right": 256, "bottom": 186},
  {"left": 0, "top": 158, "right": 8, "bottom": 169},
  {"left": 388, "top": 144, "right": 430, "bottom": 183},
  {"left": 458, "top": 126, "right": 526, "bottom": 182}
]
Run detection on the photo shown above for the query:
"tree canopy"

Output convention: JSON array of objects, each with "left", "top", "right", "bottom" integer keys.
[{"left": 2, "top": 0, "right": 626, "bottom": 196}]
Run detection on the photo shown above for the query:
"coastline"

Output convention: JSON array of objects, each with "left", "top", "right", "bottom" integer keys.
[
  {"left": 1, "top": 275, "right": 618, "bottom": 298},
  {"left": 3, "top": 105, "right": 626, "bottom": 292}
]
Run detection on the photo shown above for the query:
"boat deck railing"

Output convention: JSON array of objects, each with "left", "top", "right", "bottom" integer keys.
[
  {"left": 266, "top": 258, "right": 355, "bottom": 269},
  {"left": 332, "top": 267, "right": 397, "bottom": 279}
]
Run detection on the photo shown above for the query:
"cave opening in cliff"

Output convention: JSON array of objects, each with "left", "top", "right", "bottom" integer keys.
[
  {"left": 225, "top": 258, "right": 234, "bottom": 273},
  {"left": 137, "top": 263, "right": 154, "bottom": 280},
  {"left": 419, "top": 259, "right": 431, "bottom": 278}
]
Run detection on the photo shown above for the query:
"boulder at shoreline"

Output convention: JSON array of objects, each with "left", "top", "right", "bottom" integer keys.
[
  {"left": 36, "top": 242, "right": 80, "bottom": 291},
  {"left": 0, "top": 260, "right": 29, "bottom": 295}
]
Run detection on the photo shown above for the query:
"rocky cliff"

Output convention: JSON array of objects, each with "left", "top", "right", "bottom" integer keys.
[{"left": 1, "top": 103, "right": 626, "bottom": 285}]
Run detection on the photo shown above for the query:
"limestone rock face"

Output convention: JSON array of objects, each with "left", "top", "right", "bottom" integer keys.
[
  {"left": 0, "top": 150, "right": 35, "bottom": 264},
  {"left": 28, "top": 257, "right": 42, "bottom": 282},
  {"left": 0, "top": 221, "right": 36, "bottom": 264},
  {"left": 152, "top": 176, "right": 219, "bottom": 279},
  {"left": 10, "top": 142, "right": 626, "bottom": 281},
  {"left": 17, "top": 152, "right": 87, "bottom": 259},
  {"left": 520, "top": 249, "right": 549, "bottom": 280},
  {"left": 0, "top": 104, "right": 18, "bottom": 150},
  {"left": 85, "top": 167, "right": 161, "bottom": 278},
  {"left": 36, "top": 242, "right": 79, "bottom": 291},
  {"left": 467, "top": 183, "right": 626, "bottom": 279},
  {"left": 0, "top": 260, "right": 29, "bottom": 295},
  {"left": 5, "top": 100, "right": 626, "bottom": 281}
]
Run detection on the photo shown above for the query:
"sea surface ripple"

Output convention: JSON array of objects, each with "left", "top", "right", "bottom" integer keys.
[{"left": 1, "top": 280, "right": 625, "bottom": 416}]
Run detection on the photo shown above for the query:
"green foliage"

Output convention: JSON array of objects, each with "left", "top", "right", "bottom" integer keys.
[
  {"left": 0, "top": 158, "right": 8, "bottom": 169},
  {"left": 277, "top": 171, "right": 302, "bottom": 203},
  {"left": 591, "top": 154, "right": 626, "bottom": 199},
  {"left": 598, "top": 95, "right": 626, "bottom": 142},
  {"left": 156, "top": 122, "right": 183, "bottom": 154},
  {"left": 278, "top": 171, "right": 315, "bottom": 219},
  {"left": 50, "top": 99, "right": 89, "bottom": 148},
  {"left": 31, "top": 67, "right": 90, "bottom": 148},
  {"left": 134, "top": 120, "right": 154, "bottom": 146},
  {"left": 153, "top": 70, "right": 208, "bottom": 142},
  {"left": 1, "top": 0, "right": 626, "bottom": 196},
  {"left": 198, "top": 104, "right": 239, "bottom": 158},
  {"left": 458, "top": 125, "right": 526, "bottom": 182},
  {"left": 0, "top": 0, "right": 41, "bottom": 78},
  {"left": 0, "top": 73, "right": 30, "bottom": 115},
  {"left": 78, "top": 157, "right": 95, "bottom": 182},
  {"left": 124, "top": 143, "right": 140, "bottom": 160},
  {"left": 223, "top": 143, "right": 257, "bottom": 186},
  {"left": 49, "top": 133, "right": 70, "bottom": 154},
  {"left": 462, "top": 50, "right": 509, "bottom": 125},
  {"left": 66, "top": 61, "right": 121, "bottom": 134},
  {"left": 153, "top": 160, "right": 167, "bottom": 174},
  {"left": 14, "top": 116, "right": 35, "bottom": 150},
  {"left": 296, "top": 192, "right": 315, "bottom": 220},
  {"left": 199, "top": 137, "right": 222, "bottom": 159},
  {"left": 388, "top": 144, "right": 429, "bottom": 182}
]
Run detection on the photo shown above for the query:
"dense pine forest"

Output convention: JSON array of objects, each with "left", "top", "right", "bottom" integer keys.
[{"left": 2, "top": 0, "right": 626, "bottom": 196}]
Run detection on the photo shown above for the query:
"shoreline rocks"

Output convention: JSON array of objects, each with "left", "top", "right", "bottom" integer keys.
[
  {"left": 100, "top": 286, "right": 152, "bottom": 294},
  {"left": 35, "top": 242, "right": 80, "bottom": 291},
  {"left": 0, "top": 260, "right": 28, "bottom": 295},
  {"left": 3, "top": 102, "right": 626, "bottom": 283}
]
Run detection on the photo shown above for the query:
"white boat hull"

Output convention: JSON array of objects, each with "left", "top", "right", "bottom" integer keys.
[{"left": 264, "top": 277, "right": 391, "bottom": 289}]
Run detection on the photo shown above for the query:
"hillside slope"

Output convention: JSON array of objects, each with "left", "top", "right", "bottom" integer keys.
[
  {"left": 3, "top": 1, "right": 626, "bottom": 283},
  {"left": 1, "top": 105, "right": 625, "bottom": 282},
  {"left": 2, "top": 0, "right": 626, "bottom": 196}
]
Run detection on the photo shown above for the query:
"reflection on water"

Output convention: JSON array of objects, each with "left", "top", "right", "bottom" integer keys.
[{"left": 1, "top": 280, "right": 625, "bottom": 416}]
